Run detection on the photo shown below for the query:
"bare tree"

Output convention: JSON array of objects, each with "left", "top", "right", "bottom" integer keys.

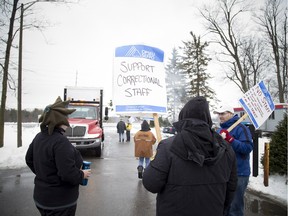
[
  {"left": 0, "top": 0, "right": 78, "bottom": 147},
  {"left": 257, "top": 0, "right": 287, "bottom": 103},
  {"left": 200, "top": 0, "right": 264, "bottom": 94},
  {"left": 0, "top": 0, "right": 19, "bottom": 148},
  {"left": 241, "top": 38, "right": 267, "bottom": 89}
]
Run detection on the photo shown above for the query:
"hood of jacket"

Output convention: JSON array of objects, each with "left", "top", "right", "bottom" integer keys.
[
  {"left": 140, "top": 120, "right": 151, "bottom": 131},
  {"left": 171, "top": 96, "right": 226, "bottom": 166}
]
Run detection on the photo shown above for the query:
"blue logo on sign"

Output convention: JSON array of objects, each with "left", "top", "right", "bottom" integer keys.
[
  {"left": 115, "top": 45, "right": 164, "bottom": 62},
  {"left": 125, "top": 46, "right": 141, "bottom": 58}
]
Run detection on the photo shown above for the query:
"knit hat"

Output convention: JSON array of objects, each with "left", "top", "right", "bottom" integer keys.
[
  {"left": 39, "top": 96, "right": 76, "bottom": 135},
  {"left": 141, "top": 120, "right": 151, "bottom": 131}
]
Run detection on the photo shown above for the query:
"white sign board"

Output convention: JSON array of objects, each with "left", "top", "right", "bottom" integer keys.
[
  {"left": 239, "top": 81, "right": 275, "bottom": 129},
  {"left": 113, "top": 44, "right": 167, "bottom": 115}
]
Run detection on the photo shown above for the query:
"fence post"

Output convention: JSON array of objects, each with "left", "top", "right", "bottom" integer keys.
[{"left": 263, "top": 142, "right": 270, "bottom": 187}]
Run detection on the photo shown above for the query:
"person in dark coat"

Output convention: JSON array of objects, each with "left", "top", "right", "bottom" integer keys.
[
  {"left": 142, "top": 96, "right": 238, "bottom": 216},
  {"left": 25, "top": 96, "right": 91, "bottom": 216},
  {"left": 117, "top": 119, "right": 126, "bottom": 142}
]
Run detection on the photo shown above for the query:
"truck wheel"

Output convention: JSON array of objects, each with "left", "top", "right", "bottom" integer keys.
[{"left": 95, "top": 146, "right": 102, "bottom": 157}]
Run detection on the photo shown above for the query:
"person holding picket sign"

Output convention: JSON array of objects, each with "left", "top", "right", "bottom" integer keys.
[
  {"left": 214, "top": 105, "right": 254, "bottom": 216},
  {"left": 134, "top": 120, "right": 156, "bottom": 179}
]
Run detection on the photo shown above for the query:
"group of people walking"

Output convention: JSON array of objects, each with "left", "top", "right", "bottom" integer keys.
[
  {"left": 25, "top": 96, "right": 253, "bottom": 216},
  {"left": 116, "top": 119, "right": 132, "bottom": 142}
]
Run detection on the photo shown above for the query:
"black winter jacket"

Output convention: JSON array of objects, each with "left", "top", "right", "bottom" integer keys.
[
  {"left": 117, "top": 120, "right": 126, "bottom": 134},
  {"left": 25, "top": 127, "right": 84, "bottom": 209},
  {"left": 142, "top": 97, "right": 237, "bottom": 216}
]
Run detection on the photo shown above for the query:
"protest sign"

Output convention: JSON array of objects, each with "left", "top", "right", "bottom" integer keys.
[
  {"left": 113, "top": 44, "right": 167, "bottom": 116},
  {"left": 238, "top": 81, "right": 275, "bottom": 130}
]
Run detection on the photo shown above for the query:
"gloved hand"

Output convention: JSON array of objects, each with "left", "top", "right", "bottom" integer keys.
[{"left": 220, "top": 129, "right": 234, "bottom": 143}]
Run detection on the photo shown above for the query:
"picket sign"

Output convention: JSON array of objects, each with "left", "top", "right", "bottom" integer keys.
[
  {"left": 227, "top": 81, "right": 275, "bottom": 132},
  {"left": 113, "top": 44, "right": 167, "bottom": 116},
  {"left": 153, "top": 113, "right": 162, "bottom": 142},
  {"left": 113, "top": 44, "right": 167, "bottom": 147}
]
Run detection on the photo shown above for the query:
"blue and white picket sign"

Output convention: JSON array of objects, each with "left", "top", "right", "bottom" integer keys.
[
  {"left": 113, "top": 44, "right": 167, "bottom": 116},
  {"left": 239, "top": 81, "right": 275, "bottom": 129}
]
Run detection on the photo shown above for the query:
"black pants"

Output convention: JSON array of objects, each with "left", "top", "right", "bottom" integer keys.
[
  {"left": 37, "top": 204, "right": 77, "bottom": 216},
  {"left": 126, "top": 131, "right": 130, "bottom": 141}
]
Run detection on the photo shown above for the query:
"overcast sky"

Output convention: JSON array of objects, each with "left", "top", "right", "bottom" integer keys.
[{"left": 6, "top": 0, "right": 245, "bottom": 110}]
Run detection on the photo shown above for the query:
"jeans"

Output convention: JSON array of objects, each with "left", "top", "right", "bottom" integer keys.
[
  {"left": 227, "top": 176, "right": 249, "bottom": 216},
  {"left": 118, "top": 133, "right": 124, "bottom": 142},
  {"left": 139, "top": 157, "right": 150, "bottom": 168}
]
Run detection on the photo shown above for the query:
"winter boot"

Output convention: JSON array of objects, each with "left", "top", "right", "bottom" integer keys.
[{"left": 137, "top": 165, "right": 144, "bottom": 179}]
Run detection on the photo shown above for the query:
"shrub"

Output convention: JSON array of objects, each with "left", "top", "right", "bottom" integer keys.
[{"left": 263, "top": 113, "right": 287, "bottom": 175}]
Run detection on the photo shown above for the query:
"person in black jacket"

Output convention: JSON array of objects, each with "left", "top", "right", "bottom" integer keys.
[
  {"left": 25, "top": 96, "right": 91, "bottom": 216},
  {"left": 117, "top": 119, "right": 126, "bottom": 142},
  {"left": 142, "top": 96, "right": 238, "bottom": 216}
]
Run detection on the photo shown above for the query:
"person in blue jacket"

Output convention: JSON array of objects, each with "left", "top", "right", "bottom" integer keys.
[
  {"left": 143, "top": 96, "right": 237, "bottom": 216},
  {"left": 214, "top": 105, "right": 254, "bottom": 216}
]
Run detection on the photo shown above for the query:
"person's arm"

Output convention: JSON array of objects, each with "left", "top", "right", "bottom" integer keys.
[
  {"left": 54, "top": 137, "right": 84, "bottom": 185},
  {"left": 25, "top": 141, "right": 35, "bottom": 173},
  {"left": 151, "top": 133, "right": 156, "bottom": 145},
  {"left": 134, "top": 131, "right": 139, "bottom": 142},
  {"left": 142, "top": 140, "right": 171, "bottom": 193},
  {"left": 220, "top": 125, "right": 253, "bottom": 155},
  {"left": 231, "top": 125, "right": 254, "bottom": 155}
]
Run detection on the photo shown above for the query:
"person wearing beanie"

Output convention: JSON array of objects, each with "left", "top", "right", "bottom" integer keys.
[
  {"left": 25, "top": 96, "right": 91, "bottom": 216},
  {"left": 142, "top": 96, "right": 237, "bottom": 216},
  {"left": 134, "top": 120, "right": 156, "bottom": 179},
  {"left": 213, "top": 104, "right": 254, "bottom": 216}
]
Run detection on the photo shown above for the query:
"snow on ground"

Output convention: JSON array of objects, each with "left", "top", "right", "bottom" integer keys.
[{"left": 0, "top": 122, "right": 287, "bottom": 205}]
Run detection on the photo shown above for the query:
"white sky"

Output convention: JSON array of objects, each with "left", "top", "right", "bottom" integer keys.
[{"left": 6, "top": 0, "right": 246, "bottom": 110}]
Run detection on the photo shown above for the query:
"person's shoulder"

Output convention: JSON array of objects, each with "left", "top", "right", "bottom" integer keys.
[
  {"left": 56, "top": 133, "right": 70, "bottom": 143},
  {"left": 214, "top": 131, "right": 235, "bottom": 157},
  {"left": 236, "top": 122, "right": 250, "bottom": 132},
  {"left": 134, "top": 130, "right": 141, "bottom": 136},
  {"left": 158, "top": 136, "right": 174, "bottom": 148}
]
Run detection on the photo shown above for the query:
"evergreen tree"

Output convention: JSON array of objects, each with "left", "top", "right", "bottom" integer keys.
[
  {"left": 266, "top": 113, "right": 287, "bottom": 175},
  {"left": 179, "top": 31, "right": 217, "bottom": 103},
  {"left": 165, "top": 48, "right": 187, "bottom": 123}
]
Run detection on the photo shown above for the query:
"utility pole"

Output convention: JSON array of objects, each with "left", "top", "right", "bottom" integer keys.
[{"left": 17, "top": 3, "right": 23, "bottom": 148}]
